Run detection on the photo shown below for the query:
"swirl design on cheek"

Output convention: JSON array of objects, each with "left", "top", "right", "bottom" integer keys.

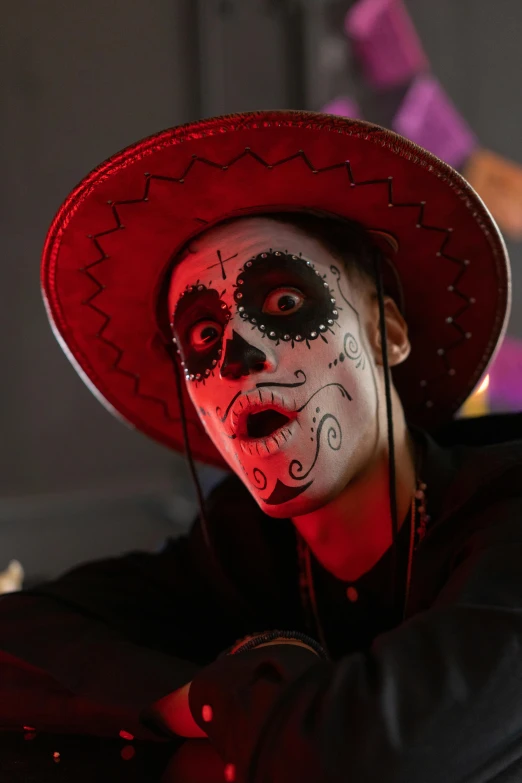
[
  {"left": 296, "top": 382, "right": 352, "bottom": 412},
  {"left": 330, "top": 264, "right": 367, "bottom": 371},
  {"left": 331, "top": 263, "right": 381, "bottom": 441},
  {"left": 343, "top": 332, "right": 366, "bottom": 369},
  {"left": 289, "top": 413, "right": 342, "bottom": 480},
  {"left": 252, "top": 467, "right": 268, "bottom": 491},
  {"left": 216, "top": 390, "right": 242, "bottom": 424}
]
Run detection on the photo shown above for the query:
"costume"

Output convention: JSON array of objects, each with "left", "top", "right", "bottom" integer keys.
[
  {"left": 1, "top": 415, "right": 521, "bottom": 780},
  {"left": 1, "top": 111, "right": 521, "bottom": 782}
]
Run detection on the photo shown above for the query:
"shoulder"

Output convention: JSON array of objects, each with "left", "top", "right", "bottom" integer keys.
[
  {"left": 410, "top": 431, "right": 522, "bottom": 612},
  {"left": 418, "top": 415, "right": 522, "bottom": 553},
  {"left": 443, "top": 438, "right": 522, "bottom": 511},
  {"left": 424, "top": 414, "right": 522, "bottom": 518},
  {"left": 422, "top": 437, "right": 522, "bottom": 568}
]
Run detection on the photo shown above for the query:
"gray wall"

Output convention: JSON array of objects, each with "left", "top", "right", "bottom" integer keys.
[
  {"left": 1, "top": 0, "right": 201, "bottom": 500},
  {"left": 1, "top": 0, "right": 521, "bottom": 579},
  {"left": 0, "top": 0, "right": 207, "bottom": 579}
]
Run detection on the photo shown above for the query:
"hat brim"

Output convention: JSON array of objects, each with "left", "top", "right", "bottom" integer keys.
[{"left": 42, "top": 111, "right": 511, "bottom": 467}]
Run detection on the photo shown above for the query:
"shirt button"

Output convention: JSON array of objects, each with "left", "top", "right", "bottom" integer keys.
[{"left": 346, "top": 586, "right": 359, "bottom": 602}]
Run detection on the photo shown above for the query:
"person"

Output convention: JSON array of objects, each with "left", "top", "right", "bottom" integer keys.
[{"left": 1, "top": 110, "right": 521, "bottom": 782}]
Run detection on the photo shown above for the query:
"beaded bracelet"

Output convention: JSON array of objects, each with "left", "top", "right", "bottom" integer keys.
[{"left": 227, "top": 629, "right": 329, "bottom": 660}]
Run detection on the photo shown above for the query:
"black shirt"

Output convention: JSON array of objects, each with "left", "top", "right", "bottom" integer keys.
[{"left": 0, "top": 413, "right": 521, "bottom": 782}]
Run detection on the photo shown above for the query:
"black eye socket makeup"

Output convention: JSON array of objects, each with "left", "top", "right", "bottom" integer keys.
[
  {"left": 172, "top": 284, "right": 231, "bottom": 381},
  {"left": 233, "top": 250, "right": 339, "bottom": 346}
]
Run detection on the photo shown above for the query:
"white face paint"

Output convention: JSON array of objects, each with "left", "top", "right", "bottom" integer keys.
[{"left": 168, "top": 217, "right": 380, "bottom": 518}]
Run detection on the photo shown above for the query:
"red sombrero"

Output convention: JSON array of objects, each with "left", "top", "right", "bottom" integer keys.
[{"left": 42, "top": 110, "right": 511, "bottom": 467}]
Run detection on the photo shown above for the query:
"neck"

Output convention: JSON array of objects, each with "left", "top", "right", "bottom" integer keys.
[{"left": 291, "top": 410, "right": 417, "bottom": 582}]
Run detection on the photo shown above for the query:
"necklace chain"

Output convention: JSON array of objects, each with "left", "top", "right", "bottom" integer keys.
[{"left": 297, "top": 480, "right": 430, "bottom": 655}]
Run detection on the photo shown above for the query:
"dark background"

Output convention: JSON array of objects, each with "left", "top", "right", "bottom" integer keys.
[{"left": 1, "top": 0, "right": 520, "bottom": 582}]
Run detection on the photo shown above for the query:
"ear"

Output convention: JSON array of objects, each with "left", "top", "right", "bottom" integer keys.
[{"left": 367, "top": 294, "right": 411, "bottom": 368}]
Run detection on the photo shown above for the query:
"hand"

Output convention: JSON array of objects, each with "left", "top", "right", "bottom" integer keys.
[
  {"left": 147, "top": 682, "right": 207, "bottom": 739},
  {"left": 185, "top": 640, "right": 323, "bottom": 779},
  {"left": 145, "top": 635, "right": 321, "bottom": 742}
]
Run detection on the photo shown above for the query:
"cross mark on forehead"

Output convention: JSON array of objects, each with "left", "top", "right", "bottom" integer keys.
[
  {"left": 204, "top": 249, "right": 239, "bottom": 281},
  {"left": 203, "top": 246, "right": 297, "bottom": 280}
]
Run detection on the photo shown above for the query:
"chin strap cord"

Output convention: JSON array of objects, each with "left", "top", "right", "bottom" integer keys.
[
  {"left": 373, "top": 255, "right": 399, "bottom": 607},
  {"left": 171, "top": 345, "right": 252, "bottom": 615},
  {"left": 171, "top": 350, "right": 212, "bottom": 550}
]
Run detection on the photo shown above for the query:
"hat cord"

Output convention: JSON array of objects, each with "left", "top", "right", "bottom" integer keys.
[
  {"left": 373, "top": 256, "right": 399, "bottom": 605},
  {"left": 171, "top": 351, "right": 212, "bottom": 550},
  {"left": 172, "top": 346, "right": 255, "bottom": 617}
]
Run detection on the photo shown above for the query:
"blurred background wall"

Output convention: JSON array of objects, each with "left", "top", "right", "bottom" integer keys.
[{"left": 1, "top": 0, "right": 521, "bottom": 585}]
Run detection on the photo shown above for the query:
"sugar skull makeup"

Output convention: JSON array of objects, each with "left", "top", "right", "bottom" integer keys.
[{"left": 168, "top": 217, "right": 381, "bottom": 518}]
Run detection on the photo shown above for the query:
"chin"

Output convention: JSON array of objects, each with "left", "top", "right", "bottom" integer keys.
[{"left": 254, "top": 482, "right": 342, "bottom": 519}]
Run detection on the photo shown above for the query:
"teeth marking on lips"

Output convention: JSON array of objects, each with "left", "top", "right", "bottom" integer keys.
[{"left": 238, "top": 426, "right": 293, "bottom": 455}]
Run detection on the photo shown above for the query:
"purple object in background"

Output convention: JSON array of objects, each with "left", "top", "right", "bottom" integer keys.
[
  {"left": 322, "top": 96, "right": 361, "bottom": 119},
  {"left": 488, "top": 337, "right": 522, "bottom": 411},
  {"left": 393, "top": 74, "right": 477, "bottom": 168},
  {"left": 346, "top": 0, "right": 428, "bottom": 89}
]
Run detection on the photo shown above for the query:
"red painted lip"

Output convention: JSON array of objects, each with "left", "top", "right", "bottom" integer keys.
[{"left": 231, "top": 398, "right": 297, "bottom": 440}]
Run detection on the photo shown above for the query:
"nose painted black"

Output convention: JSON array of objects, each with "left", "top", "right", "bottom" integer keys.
[{"left": 220, "top": 330, "right": 267, "bottom": 380}]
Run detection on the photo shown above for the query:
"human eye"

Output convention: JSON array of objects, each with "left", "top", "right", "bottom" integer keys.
[
  {"left": 261, "top": 287, "right": 305, "bottom": 316},
  {"left": 188, "top": 319, "right": 223, "bottom": 351}
]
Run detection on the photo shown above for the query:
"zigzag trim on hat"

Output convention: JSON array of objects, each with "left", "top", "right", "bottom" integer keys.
[{"left": 81, "top": 146, "right": 478, "bottom": 422}]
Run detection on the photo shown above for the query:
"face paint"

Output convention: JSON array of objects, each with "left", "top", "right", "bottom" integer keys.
[
  {"left": 169, "top": 218, "right": 379, "bottom": 519},
  {"left": 232, "top": 250, "right": 339, "bottom": 346},
  {"left": 174, "top": 284, "right": 231, "bottom": 380}
]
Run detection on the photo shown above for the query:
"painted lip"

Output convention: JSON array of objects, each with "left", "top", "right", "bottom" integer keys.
[{"left": 227, "top": 393, "right": 298, "bottom": 455}]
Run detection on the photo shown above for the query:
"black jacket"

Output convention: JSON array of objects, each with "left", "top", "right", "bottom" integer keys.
[{"left": 1, "top": 413, "right": 521, "bottom": 782}]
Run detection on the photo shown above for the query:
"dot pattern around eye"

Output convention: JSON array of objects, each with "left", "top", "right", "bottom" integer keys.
[
  {"left": 172, "top": 283, "right": 231, "bottom": 382},
  {"left": 233, "top": 251, "right": 339, "bottom": 347}
]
